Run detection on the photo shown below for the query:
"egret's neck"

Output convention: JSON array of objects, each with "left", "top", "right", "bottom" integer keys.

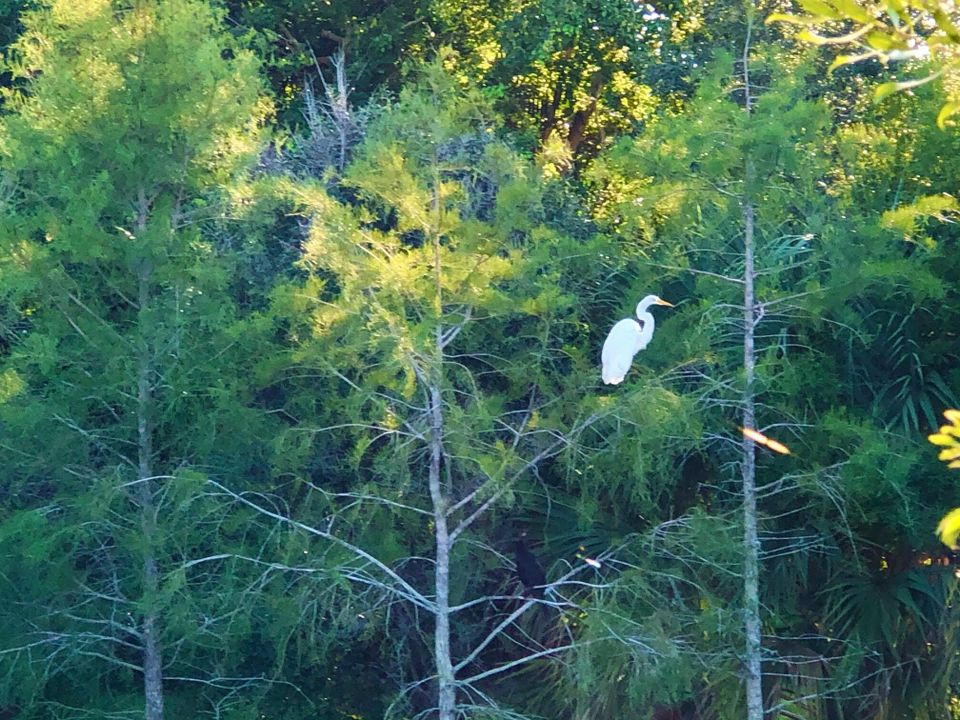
[
  {"left": 636, "top": 297, "right": 660, "bottom": 315},
  {"left": 635, "top": 298, "right": 659, "bottom": 324}
]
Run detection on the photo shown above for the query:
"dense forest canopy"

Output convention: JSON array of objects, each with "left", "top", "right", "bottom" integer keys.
[{"left": 0, "top": 1, "right": 959, "bottom": 719}]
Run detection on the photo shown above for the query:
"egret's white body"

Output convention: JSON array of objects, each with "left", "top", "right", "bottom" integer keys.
[{"left": 601, "top": 294, "right": 674, "bottom": 385}]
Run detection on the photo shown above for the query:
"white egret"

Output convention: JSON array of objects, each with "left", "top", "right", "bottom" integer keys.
[{"left": 601, "top": 294, "right": 674, "bottom": 385}]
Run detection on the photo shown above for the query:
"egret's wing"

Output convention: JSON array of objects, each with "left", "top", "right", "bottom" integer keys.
[
  {"left": 632, "top": 318, "right": 647, "bottom": 353},
  {"left": 601, "top": 319, "right": 642, "bottom": 384}
]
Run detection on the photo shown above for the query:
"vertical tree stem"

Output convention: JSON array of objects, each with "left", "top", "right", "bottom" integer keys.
[
  {"left": 742, "top": 195, "right": 763, "bottom": 720},
  {"left": 430, "top": 178, "right": 456, "bottom": 720},
  {"left": 136, "top": 190, "right": 163, "bottom": 720},
  {"left": 430, "top": 377, "right": 455, "bottom": 720},
  {"left": 741, "top": 11, "right": 764, "bottom": 720}
]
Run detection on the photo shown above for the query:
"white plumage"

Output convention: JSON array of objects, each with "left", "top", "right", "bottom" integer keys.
[{"left": 601, "top": 294, "right": 674, "bottom": 385}]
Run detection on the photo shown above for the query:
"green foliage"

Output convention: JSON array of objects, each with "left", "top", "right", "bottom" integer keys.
[
  {"left": 570, "top": 39, "right": 960, "bottom": 718},
  {"left": 931, "top": 411, "right": 960, "bottom": 553},
  {"left": 0, "top": 0, "right": 28, "bottom": 67},
  {"left": 0, "top": 0, "right": 300, "bottom": 716},
  {"left": 0, "top": 1, "right": 958, "bottom": 718},
  {"left": 257, "top": 53, "right": 712, "bottom": 718},
  {"left": 930, "top": 409, "right": 960, "bottom": 468},
  {"left": 769, "top": 0, "right": 960, "bottom": 126}
]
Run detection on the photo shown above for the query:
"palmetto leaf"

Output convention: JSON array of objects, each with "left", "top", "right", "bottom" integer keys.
[
  {"left": 820, "top": 567, "right": 938, "bottom": 659},
  {"left": 872, "top": 313, "right": 959, "bottom": 432}
]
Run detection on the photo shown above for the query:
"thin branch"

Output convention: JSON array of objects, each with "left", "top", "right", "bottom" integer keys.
[
  {"left": 439, "top": 306, "right": 472, "bottom": 349},
  {"left": 648, "top": 263, "right": 745, "bottom": 285},
  {"left": 448, "top": 413, "right": 601, "bottom": 541},
  {"left": 307, "top": 485, "right": 433, "bottom": 516},
  {"left": 452, "top": 550, "right": 614, "bottom": 672},
  {"left": 206, "top": 479, "right": 435, "bottom": 612},
  {"left": 459, "top": 642, "right": 579, "bottom": 685}
]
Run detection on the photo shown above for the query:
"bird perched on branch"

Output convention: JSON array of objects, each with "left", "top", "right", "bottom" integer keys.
[
  {"left": 601, "top": 294, "right": 674, "bottom": 384},
  {"left": 515, "top": 529, "right": 547, "bottom": 600}
]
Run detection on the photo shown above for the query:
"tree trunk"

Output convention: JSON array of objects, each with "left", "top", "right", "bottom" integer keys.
[
  {"left": 566, "top": 72, "right": 603, "bottom": 154},
  {"left": 741, "top": 16, "right": 763, "bottom": 720},
  {"left": 429, "top": 185, "right": 455, "bottom": 720},
  {"left": 138, "top": 283, "right": 164, "bottom": 720},
  {"left": 136, "top": 192, "right": 164, "bottom": 720},
  {"left": 429, "top": 379, "right": 455, "bottom": 720},
  {"left": 741, "top": 196, "right": 763, "bottom": 720}
]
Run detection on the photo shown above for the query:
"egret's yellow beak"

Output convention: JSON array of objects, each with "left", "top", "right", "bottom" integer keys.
[{"left": 655, "top": 298, "right": 675, "bottom": 307}]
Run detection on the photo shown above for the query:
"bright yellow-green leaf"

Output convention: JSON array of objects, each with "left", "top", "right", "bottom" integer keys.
[
  {"left": 797, "top": 29, "right": 835, "bottom": 45},
  {"left": 930, "top": 411, "right": 960, "bottom": 485},
  {"left": 932, "top": 8, "right": 960, "bottom": 42},
  {"left": 937, "top": 102, "right": 960, "bottom": 129},
  {"left": 828, "top": 52, "right": 876, "bottom": 73},
  {"left": 866, "top": 31, "right": 899, "bottom": 51},
  {"left": 874, "top": 81, "right": 901, "bottom": 101},
  {"left": 0, "top": 369, "right": 24, "bottom": 403},
  {"left": 937, "top": 508, "right": 960, "bottom": 549},
  {"left": 766, "top": 12, "right": 819, "bottom": 25},
  {"left": 828, "top": 0, "right": 874, "bottom": 23},
  {"left": 798, "top": 0, "right": 842, "bottom": 18},
  {"left": 940, "top": 422, "right": 960, "bottom": 437},
  {"left": 886, "top": 0, "right": 907, "bottom": 21},
  {"left": 828, "top": 55, "right": 853, "bottom": 73}
]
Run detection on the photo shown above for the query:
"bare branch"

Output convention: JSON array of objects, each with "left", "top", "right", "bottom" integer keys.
[
  {"left": 648, "top": 263, "right": 745, "bottom": 285},
  {"left": 206, "top": 479, "right": 435, "bottom": 612},
  {"left": 459, "top": 642, "right": 579, "bottom": 685},
  {"left": 449, "top": 413, "right": 602, "bottom": 542}
]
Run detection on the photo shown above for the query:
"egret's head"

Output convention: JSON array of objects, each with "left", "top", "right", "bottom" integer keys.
[{"left": 636, "top": 294, "right": 674, "bottom": 315}]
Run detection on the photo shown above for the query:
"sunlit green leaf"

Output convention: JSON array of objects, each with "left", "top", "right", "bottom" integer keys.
[
  {"left": 829, "top": 0, "right": 875, "bottom": 23},
  {"left": 936, "top": 101, "right": 960, "bottom": 128},
  {"left": 937, "top": 508, "right": 960, "bottom": 549},
  {"left": 766, "top": 12, "right": 820, "bottom": 25},
  {"left": 865, "top": 31, "right": 899, "bottom": 50},
  {"left": 874, "top": 81, "right": 902, "bottom": 100},
  {"left": 931, "top": 8, "right": 960, "bottom": 41},
  {"left": 799, "top": 0, "right": 843, "bottom": 18},
  {"left": 797, "top": 29, "right": 836, "bottom": 44},
  {"left": 828, "top": 52, "right": 876, "bottom": 73}
]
